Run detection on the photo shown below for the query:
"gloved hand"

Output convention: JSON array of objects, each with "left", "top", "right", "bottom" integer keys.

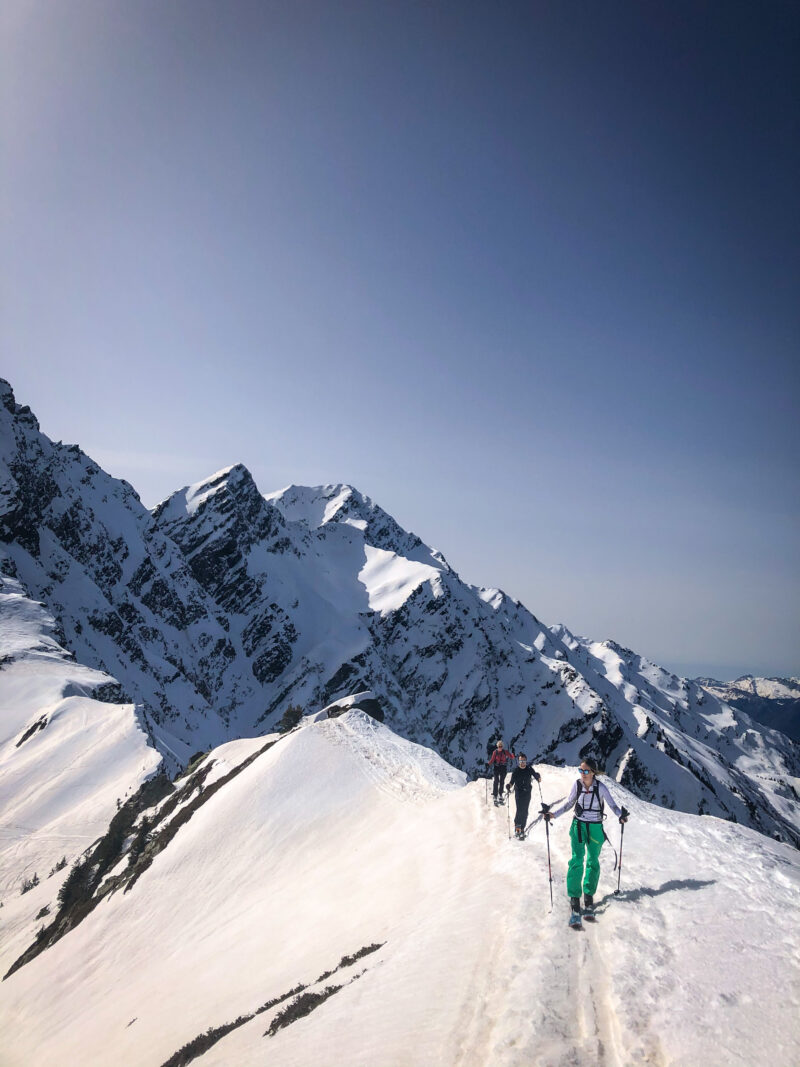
[{"left": 534, "top": 771, "right": 541, "bottom": 782}]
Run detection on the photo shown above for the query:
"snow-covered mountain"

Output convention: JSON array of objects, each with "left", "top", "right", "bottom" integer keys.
[
  {"left": 698, "top": 675, "right": 800, "bottom": 742},
  {"left": 1, "top": 710, "right": 798, "bottom": 1067},
  {"left": 0, "top": 571, "right": 161, "bottom": 906},
  {"left": 1, "top": 377, "right": 798, "bottom": 848}
]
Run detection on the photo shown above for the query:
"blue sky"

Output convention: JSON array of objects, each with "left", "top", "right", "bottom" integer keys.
[{"left": 3, "top": 1, "right": 798, "bottom": 679}]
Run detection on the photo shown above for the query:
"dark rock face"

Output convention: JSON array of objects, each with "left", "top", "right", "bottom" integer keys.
[
  {"left": 1, "top": 378, "right": 798, "bottom": 845},
  {"left": 0, "top": 382, "right": 253, "bottom": 758}
]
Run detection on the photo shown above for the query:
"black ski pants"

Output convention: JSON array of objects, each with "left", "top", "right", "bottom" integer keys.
[
  {"left": 514, "top": 790, "right": 531, "bottom": 829},
  {"left": 492, "top": 764, "right": 508, "bottom": 798}
]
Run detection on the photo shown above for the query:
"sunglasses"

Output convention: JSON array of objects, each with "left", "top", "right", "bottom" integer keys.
[{"left": 579, "top": 768, "right": 594, "bottom": 775}]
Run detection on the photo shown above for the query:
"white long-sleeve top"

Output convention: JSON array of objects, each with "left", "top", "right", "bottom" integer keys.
[{"left": 549, "top": 777, "right": 623, "bottom": 822}]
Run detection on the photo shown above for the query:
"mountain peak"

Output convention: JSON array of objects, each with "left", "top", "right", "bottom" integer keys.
[
  {"left": 0, "top": 378, "right": 16, "bottom": 414},
  {"left": 152, "top": 463, "right": 264, "bottom": 524},
  {"left": 264, "top": 483, "right": 363, "bottom": 530},
  {"left": 0, "top": 378, "right": 40, "bottom": 431}
]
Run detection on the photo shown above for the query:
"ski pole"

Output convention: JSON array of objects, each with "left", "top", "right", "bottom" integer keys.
[
  {"left": 541, "top": 802, "right": 553, "bottom": 908},
  {"left": 614, "top": 808, "right": 629, "bottom": 895},
  {"left": 507, "top": 788, "right": 512, "bottom": 838}
]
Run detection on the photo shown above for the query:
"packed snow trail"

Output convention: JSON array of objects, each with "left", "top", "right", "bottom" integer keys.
[
  {"left": 474, "top": 781, "right": 798, "bottom": 1067},
  {"left": 1, "top": 711, "right": 798, "bottom": 1066}
]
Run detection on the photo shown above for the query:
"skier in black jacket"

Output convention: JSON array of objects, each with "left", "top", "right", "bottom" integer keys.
[{"left": 507, "top": 753, "right": 541, "bottom": 837}]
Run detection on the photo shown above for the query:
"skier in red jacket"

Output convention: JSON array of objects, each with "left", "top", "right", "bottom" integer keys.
[{"left": 488, "top": 740, "right": 515, "bottom": 803}]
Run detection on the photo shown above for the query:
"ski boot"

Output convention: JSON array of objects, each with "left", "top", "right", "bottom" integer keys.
[
  {"left": 569, "top": 897, "right": 582, "bottom": 929},
  {"left": 583, "top": 893, "right": 596, "bottom": 921}
]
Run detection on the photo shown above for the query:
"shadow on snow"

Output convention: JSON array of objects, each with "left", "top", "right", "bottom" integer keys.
[{"left": 598, "top": 878, "right": 716, "bottom": 909}]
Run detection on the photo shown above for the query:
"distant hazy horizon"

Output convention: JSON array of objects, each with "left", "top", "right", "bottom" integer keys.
[{"left": 3, "top": 2, "right": 798, "bottom": 681}]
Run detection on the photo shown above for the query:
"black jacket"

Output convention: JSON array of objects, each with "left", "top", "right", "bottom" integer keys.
[{"left": 509, "top": 765, "right": 540, "bottom": 794}]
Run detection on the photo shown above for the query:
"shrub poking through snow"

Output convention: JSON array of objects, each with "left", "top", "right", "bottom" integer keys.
[
  {"left": 277, "top": 703, "right": 303, "bottom": 733},
  {"left": 265, "top": 984, "right": 345, "bottom": 1036},
  {"left": 159, "top": 945, "right": 384, "bottom": 1065},
  {"left": 160, "top": 1017, "right": 255, "bottom": 1067}
]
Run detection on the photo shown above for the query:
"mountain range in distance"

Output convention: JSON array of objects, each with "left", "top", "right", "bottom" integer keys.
[
  {"left": 696, "top": 675, "right": 800, "bottom": 742},
  {"left": 0, "top": 377, "right": 798, "bottom": 850}
]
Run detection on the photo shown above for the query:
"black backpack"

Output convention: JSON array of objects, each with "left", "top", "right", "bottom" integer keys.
[{"left": 574, "top": 779, "right": 605, "bottom": 820}]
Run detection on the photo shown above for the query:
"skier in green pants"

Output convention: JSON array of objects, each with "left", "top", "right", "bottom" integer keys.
[{"left": 543, "top": 757, "right": 628, "bottom": 922}]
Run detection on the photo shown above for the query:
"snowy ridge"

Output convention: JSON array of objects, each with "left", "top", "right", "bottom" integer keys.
[
  {"left": 0, "top": 377, "right": 798, "bottom": 848},
  {"left": 0, "top": 711, "right": 797, "bottom": 1067},
  {"left": 317, "top": 708, "right": 466, "bottom": 802},
  {"left": 0, "top": 568, "right": 161, "bottom": 961}
]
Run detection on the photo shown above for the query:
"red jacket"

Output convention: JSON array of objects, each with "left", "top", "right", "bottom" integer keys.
[{"left": 489, "top": 748, "right": 515, "bottom": 767}]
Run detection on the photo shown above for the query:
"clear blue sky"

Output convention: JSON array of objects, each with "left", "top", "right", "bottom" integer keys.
[{"left": 3, "top": 1, "right": 798, "bottom": 680}]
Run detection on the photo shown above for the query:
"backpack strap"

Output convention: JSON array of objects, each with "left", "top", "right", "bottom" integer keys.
[{"left": 574, "top": 779, "right": 605, "bottom": 819}]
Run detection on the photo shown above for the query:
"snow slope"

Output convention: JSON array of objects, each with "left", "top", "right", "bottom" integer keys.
[
  {"left": 0, "top": 568, "right": 161, "bottom": 967},
  {"left": 1, "top": 711, "right": 797, "bottom": 1067}
]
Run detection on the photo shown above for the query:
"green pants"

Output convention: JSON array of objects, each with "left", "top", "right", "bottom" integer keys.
[{"left": 566, "top": 819, "right": 605, "bottom": 898}]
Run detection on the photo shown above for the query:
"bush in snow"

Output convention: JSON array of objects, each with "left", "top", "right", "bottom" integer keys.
[
  {"left": 57, "top": 860, "right": 92, "bottom": 910},
  {"left": 277, "top": 703, "right": 303, "bottom": 733}
]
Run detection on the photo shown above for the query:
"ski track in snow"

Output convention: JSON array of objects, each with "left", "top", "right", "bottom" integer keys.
[
  {"left": 450, "top": 796, "right": 628, "bottom": 1067},
  {"left": 447, "top": 777, "right": 798, "bottom": 1067},
  {"left": 320, "top": 712, "right": 465, "bottom": 804}
]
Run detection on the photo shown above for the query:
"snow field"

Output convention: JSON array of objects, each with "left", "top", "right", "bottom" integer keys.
[
  {"left": 358, "top": 544, "right": 441, "bottom": 615},
  {"left": 0, "top": 713, "right": 476, "bottom": 1066},
  {"left": 0, "top": 596, "right": 161, "bottom": 975},
  {"left": 1, "top": 711, "right": 798, "bottom": 1067}
]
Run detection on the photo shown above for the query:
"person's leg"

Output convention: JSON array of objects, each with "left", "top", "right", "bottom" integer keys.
[
  {"left": 493, "top": 766, "right": 502, "bottom": 797},
  {"left": 516, "top": 794, "right": 530, "bottom": 830},
  {"left": 566, "top": 819, "right": 586, "bottom": 898},
  {"left": 582, "top": 823, "right": 605, "bottom": 896}
]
